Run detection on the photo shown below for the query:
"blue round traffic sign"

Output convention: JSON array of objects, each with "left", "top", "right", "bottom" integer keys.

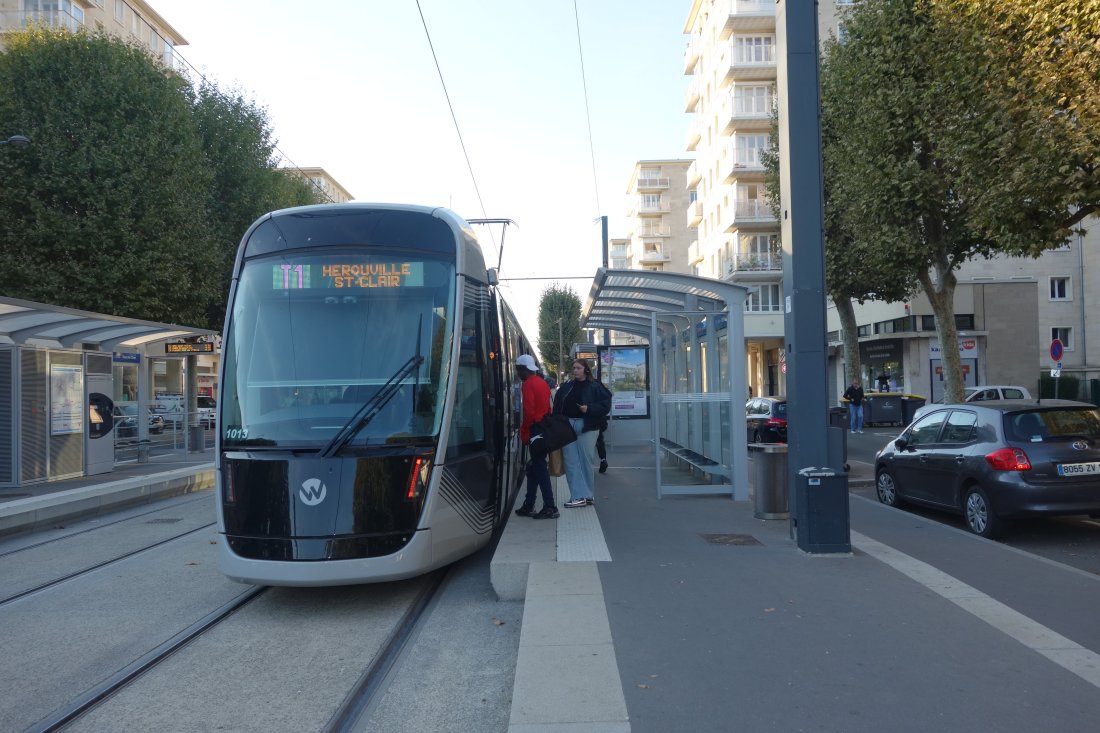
[{"left": 1050, "top": 339, "right": 1064, "bottom": 361}]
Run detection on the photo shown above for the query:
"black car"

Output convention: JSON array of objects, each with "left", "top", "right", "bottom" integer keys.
[
  {"left": 874, "top": 399, "right": 1100, "bottom": 538},
  {"left": 746, "top": 397, "right": 787, "bottom": 443},
  {"left": 112, "top": 404, "right": 165, "bottom": 438}
]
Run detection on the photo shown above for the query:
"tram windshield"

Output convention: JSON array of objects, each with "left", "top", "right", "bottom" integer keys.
[{"left": 220, "top": 250, "right": 455, "bottom": 449}]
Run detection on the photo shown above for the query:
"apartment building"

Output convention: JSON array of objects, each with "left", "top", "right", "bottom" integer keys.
[
  {"left": 683, "top": 0, "right": 1095, "bottom": 403},
  {"left": 624, "top": 160, "right": 694, "bottom": 274},
  {"left": 290, "top": 167, "right": 355, "bottom": 204},
  {"left": 0, "top": 0, "right": 186, "bottom": 65}
]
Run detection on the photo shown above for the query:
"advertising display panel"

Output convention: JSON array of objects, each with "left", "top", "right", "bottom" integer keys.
[{"left": 598, "top": 345, "right": 650, "bottom": 418}]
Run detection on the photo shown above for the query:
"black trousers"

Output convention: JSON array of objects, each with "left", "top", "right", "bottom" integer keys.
[{"left": 596, "top": 428, "right": 606, "bottom": 461}]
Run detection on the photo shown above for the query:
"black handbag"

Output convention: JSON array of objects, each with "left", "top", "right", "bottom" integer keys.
[{"left": 530, "top": 413, "right": 577, "bottom": 454}]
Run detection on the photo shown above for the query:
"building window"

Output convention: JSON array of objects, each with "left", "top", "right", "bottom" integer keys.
[
  {"left": 734, "top": 134, "right": 768, "bottom": 166},
  {"left": 733, "top": 36, "right": 775, "bottom": 65},
  {"left": 688, "top": 189, "right": 697, "bottom": 204},
  {"left": 114, "top": 0, "right": 123, "bottom": 22},
  {"left": 746, "top": 284, "right": 781, "bottom": 313},
  {"left": 733, "top": 85, "right": 771, "bottom": 116},
  {"left": 1049, "top": 277, "right": 1070, "bottom": 300},
  {"left": 1052, "top": 327, "right": 1073, "bottom": 350}
]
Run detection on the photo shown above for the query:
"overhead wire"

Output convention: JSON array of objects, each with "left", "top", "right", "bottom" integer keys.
[
  {"left": 573, "top": 0, "right": 601, "bottom": 218},
  {"left": 415, "top": 0, "right": 499, "bottom": 258}
]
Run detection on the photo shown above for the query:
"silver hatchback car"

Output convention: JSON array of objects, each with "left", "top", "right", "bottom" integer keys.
[{"left": 874, "top": 400, "right": 1100, "bottom": 538}]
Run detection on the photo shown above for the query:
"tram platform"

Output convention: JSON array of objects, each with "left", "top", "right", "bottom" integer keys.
[
  {"left": 0, "top": 455, "right": 214, "bottom": 537},
  {"left": 496, "top": 440, "right": 1100, "bottom": 732}
]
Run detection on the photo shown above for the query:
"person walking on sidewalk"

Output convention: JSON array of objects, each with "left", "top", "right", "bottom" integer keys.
[
  {"left": 554, "top": 358, "right": 611, "bottom": 507},
  {"left": 596, "top": 416, "right": 609, "bottom": 473},
  {"left": 514, "top": 355, "right": 558, "bottom": 519},
  {"left": 843, "top": 377, "right": 865, "bottom": 434}
]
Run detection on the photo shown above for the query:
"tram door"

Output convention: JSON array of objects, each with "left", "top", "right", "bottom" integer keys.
[{"left": 444, "top": 280, "right": 496, "bottom": 514}]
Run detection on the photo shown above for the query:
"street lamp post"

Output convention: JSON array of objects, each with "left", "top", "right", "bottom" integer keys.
[{"left": 0, "top": 135, "right": 31, "bottom": 148}]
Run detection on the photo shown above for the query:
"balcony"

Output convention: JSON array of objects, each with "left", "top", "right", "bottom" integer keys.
[
  {"left": 723, "top": 145, "right": 767, "bottom": 183},
  {"left": 724, "top": 252, "right": 783, "bottom": 283},
  {"left": 683, "top": 37, "right": 700, "bottom": 74},
  {"left": 636, "top": 224, "right": 671, "bottom": 237},
  {"left": 636, "top": 176, "right": 670, "bottom": 192},
  {"left": 0, "top": 9, "right": 83, "bottom": 33},
  {"left": 721, "top": 0, "right": 777, "bottom": 39},
  {"left": 685, "top": 77, "right": 701, "bottom": 113},
  {"left": 722, "top": 92, "right": 774, "bottom": 135},
  {"left": 686, "top": 199, "right": 702, "bottom": 228},
  {"left": 633, "top": 199, "right": 671, "bottom": 217},
  {"left": 722, "top": 40, "right": 777, "bottom": 85},
  {"left": 640, "top": 250, "right": 671, "bottom": 264},
  {"left": 686, "top": 160, "right": 700, "bottom": 188},
  {"left": 688, "top": 239, "right": 702, "bottom": 266},
  {"left": 686, "top": 120, "right": 702, "bottom": 151},
  {"left": 725, "top": 200, "right": 778, "bottom": 231}
]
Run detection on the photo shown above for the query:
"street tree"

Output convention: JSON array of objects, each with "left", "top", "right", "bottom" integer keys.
[
  {"left": 0, "top": 29, "right": 218, "bottom": 326},
  {"left": 190, "top": 79, "right": 320, "bottom": 325},
  {"left": 537, "top": 284, "right": 582, "bottom": 378},
  {"left": 819, "top": 0, "right": 1099, "bottom": 402}
]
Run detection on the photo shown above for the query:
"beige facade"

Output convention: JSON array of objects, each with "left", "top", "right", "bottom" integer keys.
[
  {"left": 289, "top": 167, "right": 355, "bottom": 204},
  {"left": 624, "top": 160, "right": 694, "bottom": 273},
  {"left": 0, "top": 1, "right": 187, "bottom": 65}
]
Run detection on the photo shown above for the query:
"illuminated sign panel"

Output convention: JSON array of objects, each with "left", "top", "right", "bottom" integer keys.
[
  {"left": 167, "top": 343, "right": 215, "bottom": 353},
  {"left": 273, "top": 262, "right": 425, "bottom": 290}
]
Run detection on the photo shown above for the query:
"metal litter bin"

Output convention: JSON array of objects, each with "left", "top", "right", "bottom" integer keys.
[
  {"left": 901, "top": 396, "right": 926, "bottom": 425},
  {"left": 749, "top": 443, "right": 788, "bottom": 519},
  {"left": 865, "top": 393, "right": 903, "bottom": 426},
  {"left": 792, "top": 467, "right": 851, "bottom": 554}
]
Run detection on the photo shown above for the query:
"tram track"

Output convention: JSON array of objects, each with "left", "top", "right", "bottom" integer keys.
[
  {"left": 0, "top": 521, "right": 217, "bottom": 607},
  {"left": 0, "top": 494, "right": 211, "bottom": 560},
  {"left": 324, "top": 567, "right": 450, "bottom": 733},
  {"left": 26, "top": 586, "right": 267, "bottom": 733}
]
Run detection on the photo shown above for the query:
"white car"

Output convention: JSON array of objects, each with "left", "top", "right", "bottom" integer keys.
[{"left": 912, "top": 385, "right": 1034, "bottom": 423}]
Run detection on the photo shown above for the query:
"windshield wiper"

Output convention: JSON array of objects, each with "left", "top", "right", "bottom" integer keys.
[{"left": 319, "top": 354, "right": 425, "bottom": 458}]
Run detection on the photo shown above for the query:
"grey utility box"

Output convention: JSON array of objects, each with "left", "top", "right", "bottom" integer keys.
[
  {"left": 749, "top": 443, "right": 788, "bottom": 519},
  {"left": 791, "top": 467, "right": 851, "bottom": 554}
]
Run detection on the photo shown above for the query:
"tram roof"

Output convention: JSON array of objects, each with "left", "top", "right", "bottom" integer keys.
[
  {"left": 580, "top": 268, "right": 749, "bottom": 339},
  {"left": 0, "top": 296, "right": 217, "bottom": 351}
]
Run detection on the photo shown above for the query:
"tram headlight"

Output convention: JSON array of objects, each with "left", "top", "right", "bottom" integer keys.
[{"left": 406, "top": 456, "right": 431, "bottom": 500}]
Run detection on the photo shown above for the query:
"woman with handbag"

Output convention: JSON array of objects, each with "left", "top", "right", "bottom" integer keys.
[
  {"left": 553, "top": 358, "right": 612, "bottom": 508},
  {"left": 514, "top": 355, "right": 558, "bottom": 519}
]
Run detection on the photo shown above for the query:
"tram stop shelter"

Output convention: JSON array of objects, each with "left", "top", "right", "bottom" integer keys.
[
  {"left": 0, "top": 296, "right": 217, "bottom": 488},
  {"left": 581, "top": 268, "right": 749, "bottom": 500}
]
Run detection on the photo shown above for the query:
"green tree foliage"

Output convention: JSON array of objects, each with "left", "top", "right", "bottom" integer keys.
[
  {"left": 190, "top": 79, "right": 319, "bottom": 325},
  {"left": 537, "top": 284, "right": 582, "bottom": 378},
  {"left": 818, "top": 0, "right": 1099, "bottom": 401},
  {"left": 0, "top": 28, "right": 322, "bottom": 330},
  {"left": 0, "top": 29, "right": 217, "bottom": 326}
]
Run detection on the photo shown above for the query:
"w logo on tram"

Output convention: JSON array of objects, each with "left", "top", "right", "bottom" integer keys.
[{"left": 299, "top": 478, "right": 327, "bottom": 506}]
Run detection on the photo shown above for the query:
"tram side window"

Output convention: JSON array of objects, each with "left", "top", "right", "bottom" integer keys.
[{"left": 447, "top": 301, "right": 485, "bottom": 458}]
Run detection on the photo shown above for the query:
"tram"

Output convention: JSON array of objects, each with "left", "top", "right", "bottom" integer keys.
[{"left": 215, "top": 203, "right": 533, "bottom": 585}]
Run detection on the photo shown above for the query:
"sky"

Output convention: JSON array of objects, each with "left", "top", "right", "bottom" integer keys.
[{"left": 149, "top": 0, "right": 692, "bottom": 343}]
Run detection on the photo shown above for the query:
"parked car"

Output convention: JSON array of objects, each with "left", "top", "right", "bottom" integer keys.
[
  {"left": 913, "top": 385, "right": 1034, "bottom": 422},
  {"left": 197, "top": 395, "right": 216, "bottom": 428},
  {"left": 874, "top": 399, "right": 1100, "bottom": 538},
  {"left": 112, "top": 404, "right": 165, "bottom": 438},
  {"left": 746, "top": 396, "right": 787, "bottom": 443}
]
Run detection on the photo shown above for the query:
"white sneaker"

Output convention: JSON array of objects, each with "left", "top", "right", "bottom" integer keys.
[{"left": 858, "top": 430, "right": 864, "bottom": 434}]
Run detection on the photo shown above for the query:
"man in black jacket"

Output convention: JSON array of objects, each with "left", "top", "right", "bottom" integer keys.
[{"left": 843, "top": 377, "right": 865, "bottom": 434}]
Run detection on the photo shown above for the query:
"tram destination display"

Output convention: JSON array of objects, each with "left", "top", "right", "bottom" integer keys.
[{"left": 273, "top": 261, "right": 425, "bottom": 290}]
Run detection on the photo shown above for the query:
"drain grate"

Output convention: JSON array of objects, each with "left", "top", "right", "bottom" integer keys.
[
  {"left": 700, "top": 533, "right": 762, "bottom": 546},
  {"left": 146, "top": 518, "right": 184, "bottom": 524}
]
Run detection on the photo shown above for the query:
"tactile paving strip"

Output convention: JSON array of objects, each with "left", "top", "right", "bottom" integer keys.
[{"left": 556, "top": 505, "right": 612, "bottom": 562}]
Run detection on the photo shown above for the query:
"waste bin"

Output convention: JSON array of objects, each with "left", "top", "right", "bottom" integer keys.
[
  {"left": 828, "top": 406, "right": 848, "bottom": 430},
  {"left": 792, "top": 467, "right": 851, "bottom": 554},
  {"left": 749, "top": 443, "right": 788, "bottom": 519},
  {"left": 865, "top": 393, "right": 903, "bottom": 426},
  {"left": 901, "top": 396, "right": 926, "bottom": 425}
]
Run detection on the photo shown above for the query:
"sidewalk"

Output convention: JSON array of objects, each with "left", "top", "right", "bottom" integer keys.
[
  {"left": 497, "top": 441, "right": 1100, "bottom": 732},
  {"left": 0, "top": 455, "right": 214, "bottom": 536}
]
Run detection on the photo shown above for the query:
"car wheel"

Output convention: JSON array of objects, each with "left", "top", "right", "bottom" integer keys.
[
  {"left": 963, "top": 485, "right": 1002, "bottom": 539},
  {"left": 875, "top": 469, "right": 903, "bottom": 507}
]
